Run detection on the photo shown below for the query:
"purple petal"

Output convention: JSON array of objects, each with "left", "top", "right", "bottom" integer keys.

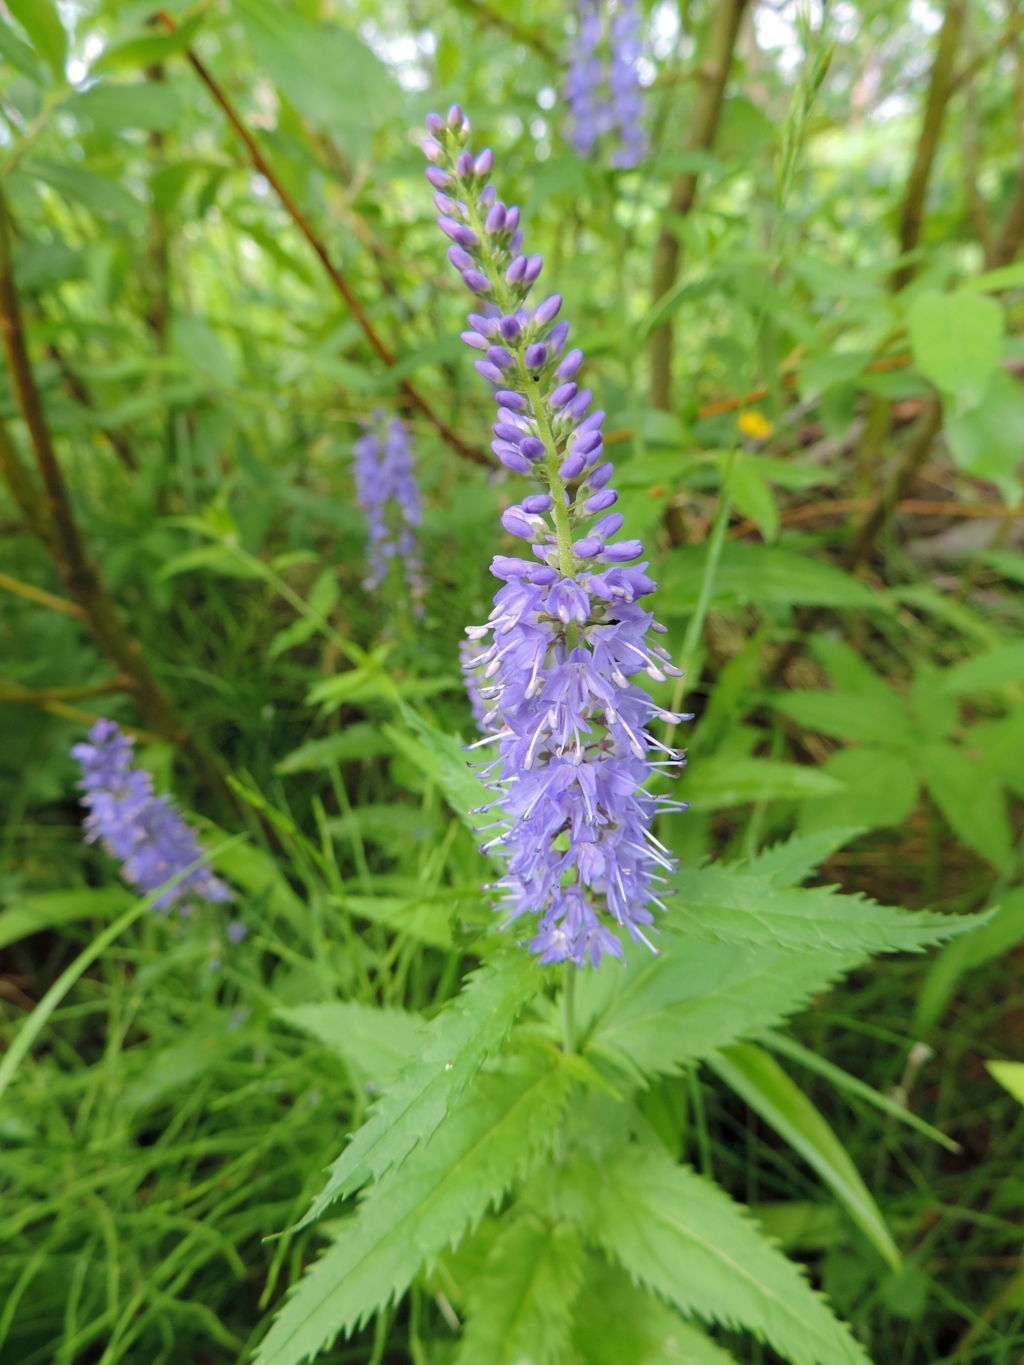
[
  {"left": 506, "top": 255, "right": 528, "bottom": 284},
  {"left": 556, "top": 348, "right": 583, "bottom": 380},
  {"left": 463, "top": 270, "right": 492, "bottom": 294},
  {"left": 475, "top": 359, "right": 504, "bottom": 383},
  {"left": 485, "top": 203, "right": 507, "bottom": 233},
  {"left": 573, "top": 536, "right": 602, "bottom": 557},
  {"left": 601, "top": 539, "right": 644, "bottom": 562},
  {"left": 584, "top": 488, "right": 618, "bottom": 514},
  {"left": 532, "top": 294, "right": 562, "bottom": 325},
  {"left": 496, "top": 389, "right": 527, "bottom": 411},
  {"left": 524, "top": 343, "right": 547, "bottom": 369},
  {"left": 475, "top": 147, "right": 494, "bottom": 175},
  {"left": 520, "top": 436, "right": 547, "bottom": 459},
  {"left": 461, "top": 330, "right": 489, "bottom": 350},
  {"left": 551, "top": 382, "right": 578, "bottom": 409}
]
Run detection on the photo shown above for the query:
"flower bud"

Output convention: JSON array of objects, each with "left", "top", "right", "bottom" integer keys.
[
  {"left": 560, "top": 447, "right": 588, "bottom": 480},
  {"left": 461, "top": 330, "right": 489, "bottom": 350},
  {"left": 496, "top": 447, "right": 532, "bottom": 473},
  {"left": 438, "top": 215, "right": 478, "bottom": 248},
  {"left": 498, "top": 314, "right": 522, "bottom": 343},
  {"left": 506, "top": 255, "right": 528, "bottom": 284},
  {"left": 502, "top": 507, "right": 541, "bottom": 539},
  {"left": 524, "top": 254, "right": 544, "bottom": 283},
  {"left": 425, "top": 167, "right": 451, "bottom": 190},
  {"left": 591, "top": 512, "right": 624, "bottom": 539},
  {"left": 487, "top": 345, "right": 515, "bottom": 370},
  {"left": 447, "top": 103, "right": 464, "bottom": 128},
  {"left": 601, "top": 539, "right": 644, "bottom": 562},
  {"left": 587, "top": 462, "right": 614, "bottom": 490},
  {"left": 485, "top": 202, "right": 507, "bottom": 233},
  {"left": 533, "top": 294, "right": 562, "bottom": 325},
  {"left": 577, "top": 409, "right": 605, "bottom": 434},
  {"left": 495, "top": 390, "right": 527, "bottom": 411},
  {"left": 550, "top": 382, "right": 578, "bottom": 409},
  {"left": 493, "top": 422, "right": 524, "bottom": 443},
  {"left": 556, "top": 348, "right": 583, "bottom": 380},
  {"left": 478, "top": 184, "right": 496, "bottom": 207},
  {"left": 505, "top": 206, "right": 521, "bottom": 232},
  {"left": 522, "top": 494, "right": 553, "bottom": 513},
  {"left": 434, "top": 192, "right": 458, "bottom": 214},
  {"left": 467, "top": 313, "right": 498, "bottom": 336},
  {"left": 456, "top": 150, "right": 475, "bottom": 178},
  {"left": 475, "top": 147, "right": 494, "bottom": 175},
  {"left": 422, "top": 138, "right": 443, "bottom": 163},
  {"left": 566, "top": 388, "right": 592, "bottom": 420},
  {"left": 547, "top": 321, "right": 570, "bottom": 353},
  {"left": 463, "top": 270, "right": 491, "bottom": 294},
  {"left": 448, "top": 245, "right": 474, "bottom": 271},
  {"left": 475, "top": 359, "right": 504, "bottom": 383},
  {"left": 425, "top": 112, "right": 446, "bottom": 135},
  {"left": 573, "top": 536, "right": 602, "bottom": 557},
  {"left": 520, "top": 436, "right": 546, "bottom": 459},
  {"left": 509, "top": 229, "right": 523, "bottom": 254},
  {"left": 573, "top": 429, "right": 602, "bottom": 455},
  {"left": 524, "top": 342, "right": 547, "bottom": 368},
  {"left": 584, "top": 488, "right": 618, "bottom": 514}
]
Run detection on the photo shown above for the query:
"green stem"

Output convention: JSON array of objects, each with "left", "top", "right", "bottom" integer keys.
[
  {"left": 562, "top": 961, "right": 576, "bottom": 1055},
  {"left": 0, "top": 838, "right": 243, "bottom": 1105},
  {"left": 664, "top": 445, "right": 739, "bottom": 750}
]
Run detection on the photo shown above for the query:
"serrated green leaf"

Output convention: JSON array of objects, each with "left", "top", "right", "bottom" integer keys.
[
  {"left": 69, "top": 81, "right": 181, "bottom": 131},
  {"left": 987, "top": 1060, "right": 1024, "bottom": 1105},
  {"left": 745, "top": 828, "right": 864, "bottom": 888},
  {"left": 798, "top": 748, "right": 919, "bottom": 834},
  {"left": 277, "top": 1001, "right": 426, "bottom": 1089},
  {"left": 655, "top": 544, "right": 885, "bottom": 615},
  {"left": 6, "top": 0, "right": 64, "bottom": 82},
  {"left": 667, "top": 864, "right": 984, "bottom": 954},
  {"left": 587, "top": 939, "right": 855, "bottom": 1079},
  {"left": 455, "top": 1215, "right": 584, "bottom": 1365},
  {"left": 297, "top": 951, "right": 543, "bottom": 1225},
  {"left": 389, "top": 701, "right": 494, "bottom": 836},
  {"left": 92, "top": 15, "right": 204, "bottom": 73},
  {"left": 943, "top": 641, "right": 1024, "bottom": 694},
  {"left": 254, "top": 1052, "right": 572, "bottom": 1365},
  {"left": 25, "top": 159, "right": 143, "bottom": 222},
  {"left": 916, "top": 742, "right": 1011, "bottom": 870},
  {"left": 572, "top": 1258, "right": 739, "bottom": 1365},
  {"left": 906, "top": 291, "right": 1002, "bottom": 413},
  {"left": 275, "top": 726, "right": 394, "bottom": 773},
  {"left": 708, "top": 1043, "right": 900, "bottom": 1269},
  {"left": 557, "top": 1144, "right": 868, "bottom": 1365},
  {"left": 679, "top": 755, "right": 844, "bottom": 812},
  {"left": 771, "top": 688, "right": 909, "bottom": 746}
]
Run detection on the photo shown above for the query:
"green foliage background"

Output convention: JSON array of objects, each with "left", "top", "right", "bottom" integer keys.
[{"left": 3, "top": 0, "right": 1024, "bottom": 1362}]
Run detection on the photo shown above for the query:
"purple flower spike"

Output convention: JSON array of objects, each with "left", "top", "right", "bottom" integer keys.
[
  {"left": 353, "top": 413, "right": 425, "bottom": 608},
  {"left": 422, "top": 109, "right": 686, "bottom": 968},
  {"left": 564, "top": 0, "right": 647, "bottom": 171},
  {"left": 73, "top": 719, "right": 232, "bottom": 912}
]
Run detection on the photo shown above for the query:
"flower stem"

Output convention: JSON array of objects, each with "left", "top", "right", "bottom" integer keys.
[{"left": 562, "top": 960, "right": 576, "bottom": 1054}]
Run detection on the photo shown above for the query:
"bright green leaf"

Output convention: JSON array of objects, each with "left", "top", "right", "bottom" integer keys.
[
  {"left": 906, "top": 291, "right": 1002, "bottom": 413},
  {"left": 6, "top": 0, "right": 65, "bottom": 82},
  {"left": 798, "top": 749, "right": 919, "bottom": 835},
  {"left": 277, "top": 1001, "right": 426, "bottom": 1089}
]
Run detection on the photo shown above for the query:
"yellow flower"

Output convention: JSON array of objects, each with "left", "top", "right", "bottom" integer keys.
[{"left": 737, "top": 409, "right": 774, "bottom": 440}]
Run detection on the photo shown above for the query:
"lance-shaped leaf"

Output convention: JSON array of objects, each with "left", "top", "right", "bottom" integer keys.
[
  {"left": 254, "top": 1052, "right": 573, "bottom": 1365},
  {"left": 586, "top": 940, "right": 857, "bottom": 1080},
  {"left": 454, "top": 1215, "right": 585, "bottom": 1365},
  {"left": 745, "top": 827, "right": 864, "bottom": 888},
  {"left": 558, "top": 1144, "right": 868, "bottom": 1365},
  {"left": 277, "top": 1001, "right": 426, "bottom": 1090},
  {"left": 667, "top": 864, "right": 988, "bottom": 954},
  {"left": 297, "top": 951, "right": 542, "bottom": 1226},
  {"left": 707, "top": 1042, "right": 900, "bottom": 1269},
  {"left": 571, "top": 1258, "right": 739, "bottom": 1365}
]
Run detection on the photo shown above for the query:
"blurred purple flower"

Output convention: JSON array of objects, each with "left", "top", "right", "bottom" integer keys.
[
  {"left": 564, "top": 0, "right": 647, "bottom": 168},
  {"left": 353, "top": 413, "right": 425, "bottom": 610},
  {"left": 72, "top": 719, "right": 231, "bottom": 911},
  {"left": 422, "top": 108, "right": 686, "bottom": 968}
]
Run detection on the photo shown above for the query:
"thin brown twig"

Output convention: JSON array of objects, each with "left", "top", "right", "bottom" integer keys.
[
  {"left": 154, "top": 11, "right": 487, "bottom": 468},
  {"left": 0, "top": 177, "right": 230, "bottom": 802},
  {"left": 448, "top": 0, "right": 557, "bottom": 62}
]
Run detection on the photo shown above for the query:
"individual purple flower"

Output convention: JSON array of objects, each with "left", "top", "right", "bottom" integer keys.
[
  {"left": 352, "top": 413, "right": 425, "bottom": 611},
  {"left": 72, "top": 719, "right": 231, "bottom": 911},
  {"left": 422, "top": 108, "right": 686, "bottom": 969},
  {"left": 563, "top": 0, "right": 647, "bottom": 169}
]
